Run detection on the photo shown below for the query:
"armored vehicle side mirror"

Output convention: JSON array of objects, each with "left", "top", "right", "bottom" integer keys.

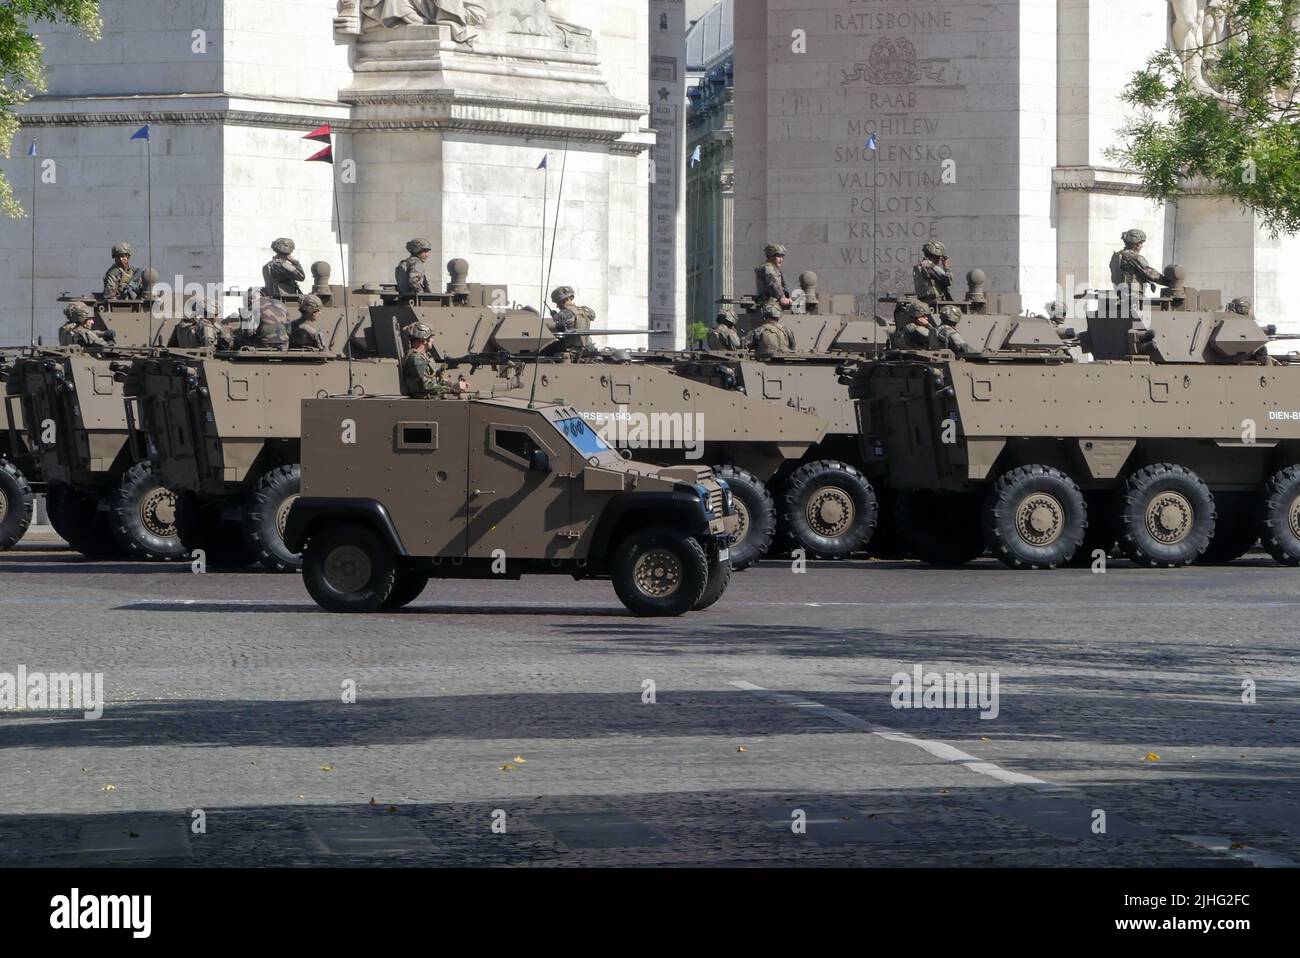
[{"left": 529, "top": 448, "right": 551, "bottom": 473}]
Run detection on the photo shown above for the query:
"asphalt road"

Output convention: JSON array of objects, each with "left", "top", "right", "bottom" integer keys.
[{"left": 1, "top": 528, "right": 1296, "bottom": 867}]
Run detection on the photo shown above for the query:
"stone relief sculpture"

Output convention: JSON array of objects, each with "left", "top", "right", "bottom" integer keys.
[
  {"left": 357, "top": 0, "right": 588, "bottom": 46},
  {"left": 1168, "top": 0, "right": 1230, "bottom": 93}
]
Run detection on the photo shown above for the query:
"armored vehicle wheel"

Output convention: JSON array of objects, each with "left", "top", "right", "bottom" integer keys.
[
  {"left": 896, "top": 490, "right": 985, "bottom": 566},
  {"left": 0, "top": 459, "right": 33, "bottom": 550},
  {"left": 612, "top": 526, "right": 710, "bottom": 617},
  {"left": 110, "top": 462, "right": 185, "bottom": 562},
  {"left": 781, "top": 460, "right": 878, "bottom": 559},
  {"left": 1117, "top": 464, "right": 1215, "bottom": 568},
  {"left": 713, "top": 465, "right": 775, "bottom": 569},
  {"left": 303, "top": 522, "right": 397, "bottom": 613},
  {"left": 47, "top": 484, "right": 124, "bottom": 560},
  {"left": 175, "top": 492, "right": 257, "bottom": 568},
  {"left": 383, "top": 563, "right": 430, "bottom": 610},
  {"left": 244, "top": 464, "right": 302, "bottom": 572},
  {"left": 692, "top": 554, "right": 732, "bottom": 611},
  {"left": 1259, "top": 465, "right": 1300, "bottom": 566},
  {"left": 983, "top": 465, "right": 1087, "bottom": 570},
  {"left": 1198, "top": 492, "right": 1258, "bottom": 565}
]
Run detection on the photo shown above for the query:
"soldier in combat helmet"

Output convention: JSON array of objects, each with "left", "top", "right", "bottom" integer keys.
[
  {"left": 707, "top": 312, "right": 742, "bottom": 351},
  {"left": 288, "top": 294, "right": 327, "bottom": 351},
  {"left": 170, "top": 297, "right": 234, "bottom": 349},
  {"left": 401, "top": 322, "right": 469, "bottom": 398},
  {"left": 550, "top": 286, "right": 596, "bottom": 349},
  {"left": 397, "top": 239, "right": 434, "bottom": 296},
  {"left": 893, "top": 300, "right": 935, "bottom": 349},
  {"left": 263, "top": 238, "right": 306, "bottom": 296},
  {"left": 749, "top": 302, "right": 796, "bottom": 358},
  {"left": 934, "top": 305, "right": 973, "bottom": 354},
  {"left": 1110, "top": 229, "right": 1171, "bottom": 301},
  {"left": 103, "top": 242, "right": 144, "bottom": 299},
  {"left": 1227, "top": 296, "right": 1253, "bottom": 316},
  {"left": 58, "top": 303, "right": 114, "bottom": 347},
  {"left": 755, "top": 243, "right": 792, "bottom": 310},
  {"left": 913, "top": 241, "right": 953, "bottom": 307}
]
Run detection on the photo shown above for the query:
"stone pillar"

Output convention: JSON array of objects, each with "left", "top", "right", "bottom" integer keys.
[{"left": 719, "top": 168, "right": 735, "bottom": 304}]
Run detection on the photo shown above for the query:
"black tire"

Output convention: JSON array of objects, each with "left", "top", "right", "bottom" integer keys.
[
  {"left": 865, "top": 486, "right": 907, "bottom": 559},
  {"left": 110, "top": 462, "right": 186, "bottom": 561},
  {"left": 714, "top": 464, "right": 776, "bottom": 570},
  {"left": 982, "top": 465, "right": 1087, "bottom": 570},
  {"left": 1198, "top": 492, "right": 1258, "bottom": 565},
  {"left": 1259, "top": 465, "right": 1300, "bottom": 566},
  {"left": 243, "top": 464, "right": 302, "bottom": 572},
  {"left": 383, "top": 562, "right": 430, "bottom": 610},
  {"left": 0, "top": 459, "right": 33, "bottom": 550},
  {"left": 46, "top": 484, "right": 124, "bottom": 560},
  {"left": 780, "top": 459, "right": 878, "bottom": 558},
  {"left": 692, "top": 552, "right": 732, "bottom": 611},
  {"left": 896, "top": 489, "right": 985, "bottom": 566},
  {"left": 611, "top": 525, "right": 710, "bottom": 617},
  {"left": 1117, "top": 464, "right": 1216, "bottom": 568},
  {"left": 175, "top": 492, "right": 257, "bottom": 568},
  {"left": 302, "top": 522, "right": 397, "bottom": 613}
]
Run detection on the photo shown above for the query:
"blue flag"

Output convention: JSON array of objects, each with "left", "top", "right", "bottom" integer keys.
[
  {"left": 26, "top": 140, "right": 36, "bottom": 157},
  {"left": 131, "top": 125, "right": 150, "bottom": 141},
  {"left": 689, "top": 145, "right": 702, "bottom": 167},
  {"left": 865, "top": 133, "right": 878, "bottom": 151},
  {"left": 537, "top": 154, "right": 548, "bottom": 170}
]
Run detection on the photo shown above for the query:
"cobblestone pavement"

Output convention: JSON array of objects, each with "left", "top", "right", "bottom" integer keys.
[{"left": 0, "top": 529, "right": 1296, "bottom": 867}]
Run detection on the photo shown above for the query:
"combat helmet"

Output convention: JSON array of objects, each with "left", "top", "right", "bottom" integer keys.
[
  {"left": 111, "top": 242, "right": 133, "bottom": 258},
  {"left": 939, "top": 306, "right": 962, "bottom": 325},
  {"left": 64, "top": 303, "right": 93, "bottom": 322},
  {"left": 406, "top": 238, "right": 433, "bottom": 256},
  {"left": 1227, "top": 296, "right": 1252, "bottom": 316},
  {"left": 271, "top": 237, "right": 296, "bottom": 256},
  {"left": 901, "top": 300, "right": 932, "bottom": 320},
  {"left": 551, "top": 286, "right": 576, "bottom": 306},
  {"left": 403, "top": 322, "right": 435, "bottom": 342},
  {"left": 761, "top": 302, "right": 783, "bottom": 320},
  {"left": 764, "top": 243, "right": 787, "bottom": 259},
  {"left": 715, "top": 312, "right": 736, "bottom": 327},
  {"left": 299, "top": 293, "right": 323, "bottom": 315},
  {"left": 1121, "top": 228, "right": 1147, "bottom": 248},
  {"left": 922, "top": 241, "right": 946, "bottom": 258}
]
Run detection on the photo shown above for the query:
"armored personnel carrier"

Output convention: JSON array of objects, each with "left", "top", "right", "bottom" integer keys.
[
  {"left": 285, "top": 396, "right": 737, "bottom": 617},
  {"left": 5, "top": 294, "right": 182, "bottom": 560},
  {"left": 0, "top": 349, "right": 38, "bottom": 549},
  {"left": 845, "top": 280, "right": 1300, "bottom": 569}
]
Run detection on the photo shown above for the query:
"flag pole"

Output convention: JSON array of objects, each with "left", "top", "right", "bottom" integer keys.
[
  {"left": 542, "top": 139, "right": 569, "bottom": 320},
  {"left": 528, "top": 151, "right": 550, "bottom": 410},
  {"left": 332, "top": 139, "right": 354, "bottom": 397},
  {"left": 871, "top": 134, "right": 879, "bottom": 315},
  {"left": 29, "top": 140, "right": 37, "bottom": 347}
]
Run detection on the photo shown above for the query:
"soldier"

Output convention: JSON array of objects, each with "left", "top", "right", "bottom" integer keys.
[
  {"left": 755, "top": 243, "right": 792, "bottom": 309},
  {"left": 550, "top": 286, "right": 596, "bottom": 348},
  {"left": 893, "top": 300, "right": 934, "bottom": 349},
  {"left": 103, "top": 242, "right": 143, "bottom": 299},
  {"left": 58, "top": 303, "right": 113, "bottom": 347},
  {"left": 1227, "top": 296, "right": 1253, "bottom": 316},
  {"left": 263, "top": 238, "right": 306, "bottom": 296},
  {"left": 749, "top": 302, "right": 796, "bottom": 358},
  {"left": 912, "top": 241, "right": 953, "bottom": 306},
  {"left": 401, "top": 322, "right": 468, "bottom": 398},
  {"left": 397, "top": 238, "right": 434, "bottom": 296},
  {"left": 248, "top": 295, "right": 289, "bottom": 349},
  {"left": 288, "top": 294, "right": 327, "bottom": 351},
  {"left": 934, "top": 305, "right": 973, "bottom": 354},
  {"left": 1110, "top": 229, "right": 1170, "bottom": 299},
  {"left": 706, "top": 312, "right": 742, "bottom": 351},
  {"left": 170, "top": 297, "right": 235, "bottom": 349}
]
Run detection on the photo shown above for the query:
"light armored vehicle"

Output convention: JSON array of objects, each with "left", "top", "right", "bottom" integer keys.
[
  {"left": 845, "top": 281, "right": 1300, "bottom": 569},
  {"left": 284, "top": 396, "right": 738, "bottom": 617},
  {"left": 5, "top": 296, "right": 181, "bottom": 560},
  {"left": 0, "top": 349, "right": 38, "bottom": 549}
]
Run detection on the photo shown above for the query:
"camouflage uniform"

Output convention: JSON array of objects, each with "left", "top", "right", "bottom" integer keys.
[
  {"left": 170, "top": 298, "right": 234, "bottom": 349},
  {"left": 248, "top": 298, "right": 289, "bottom": 349},
  {"left": 288, "top": 294, "right": 326, "bottom": 351},
  {"left": 400, "top": 323, "right": 449, "bottom": 398},
  {"left": 550, "top": 286, "right": 595, "bottom": 348},
  {"left": 1109, "top": 229, "right": 1168, "bottom": 296},
  {"left": 755, "top": 243, "right": 791, "bottom": 308},
  {"left": 263, "top": 238, "right": 306, "bottom": 296},
  {"left": 912, "top": 241, "right": 953, "bottom": 306},
  {"left": 103, "top": 242, "right": 143, "bottom": 299},
  {"left": 58, "top": 304, "right": 111, "bottom": 347},
  {"left": 707, "top": 315, "right": 742, "bottom": 351},
  {"left": 749, "top": 303, "right": 796, "bottom": 358},
  {"left": 397, "top": 239, "right": 433, "bottom": 296}
]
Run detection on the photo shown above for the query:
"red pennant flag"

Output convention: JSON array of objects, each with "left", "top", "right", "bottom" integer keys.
[
  {"left": 304, "top": 123, "right": 332, "bottom": 143},
  {"left": 306, "top": 144, "right": 334, "bottom": 164}
]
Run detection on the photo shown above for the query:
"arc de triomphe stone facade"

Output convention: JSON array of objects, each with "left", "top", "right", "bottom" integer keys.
[{"left": 0, "top": 0, "right": 651, "bottom": 343}]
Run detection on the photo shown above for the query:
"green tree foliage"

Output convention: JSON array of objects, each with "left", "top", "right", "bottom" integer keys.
[
  {"left": 0, "top": 1, "right": 101, "bottom": 216},
  {"left": 686, "top": 320, "right": 710, "bottom": 348}
]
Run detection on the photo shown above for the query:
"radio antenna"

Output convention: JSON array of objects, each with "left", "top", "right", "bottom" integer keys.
[{"left": 528, "top": 138, "right": 569, "bottom": 409}]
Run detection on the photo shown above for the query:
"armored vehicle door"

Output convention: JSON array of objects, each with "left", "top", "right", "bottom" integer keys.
[{"left": 467, "top": 404, "right": 576, "bottom": 561}]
